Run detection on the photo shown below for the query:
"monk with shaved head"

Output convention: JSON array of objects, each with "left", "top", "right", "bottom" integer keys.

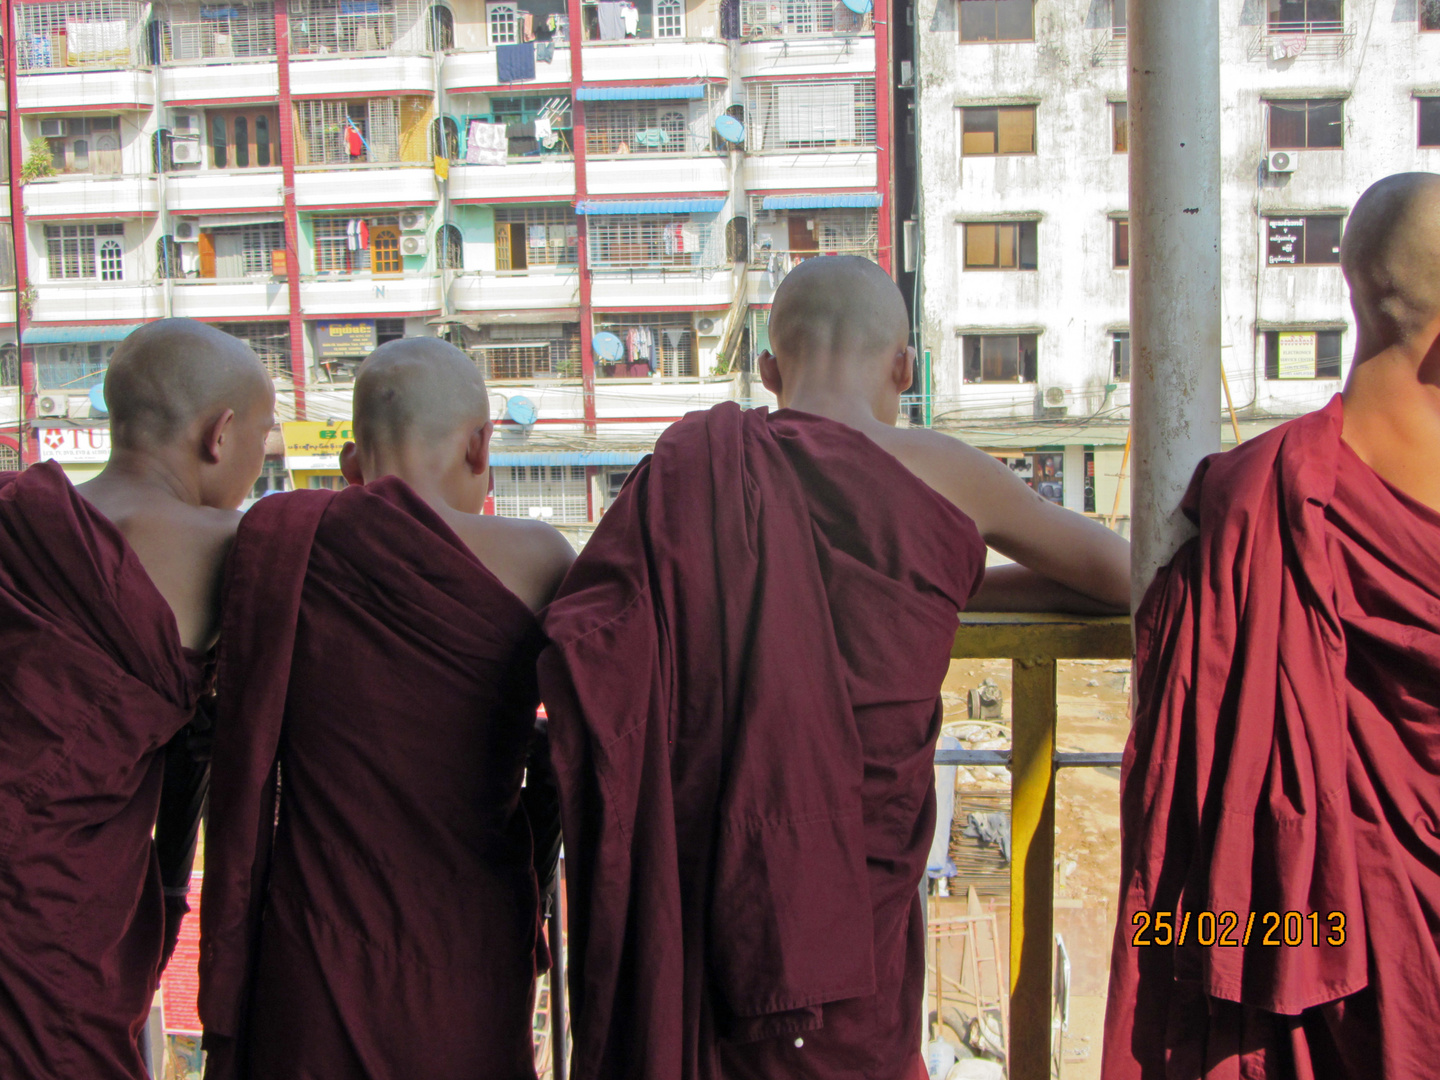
[
  {"left": 1103, "top": 172, "right": 1440, "bottom": 1080},
  {"left": 199, "top": 337, "right": 574, "bottom": 1080},
  {"left": 540, "top": 256, "right": 1128, "bottom": 1080},
  {"left": 0, "top": 318, "right": 273, "bottom": 1079}
]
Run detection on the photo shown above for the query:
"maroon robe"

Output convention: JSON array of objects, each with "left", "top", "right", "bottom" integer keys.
[
  {"left": 539, "top": 403, "right": 986, "bottom": 1080},
  {"left": 199, "top": 479, "right": 549, "bottom": 1080},
  {"left": 1104, "top": 396, "right": 1440, "bottom": 1080},
  {"left": 0, "top": 463, "right": 208, "bottom": 1080}
]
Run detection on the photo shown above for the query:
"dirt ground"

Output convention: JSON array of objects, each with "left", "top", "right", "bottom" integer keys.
[{"left": 936, "top": 656, "right": 1132, "bottom": 1079}]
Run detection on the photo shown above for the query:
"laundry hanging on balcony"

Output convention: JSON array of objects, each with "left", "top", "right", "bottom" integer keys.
[
  {"left": 346, "top": 219, "right": 370, "bottom": 251},
  {"left": 343, "top": 117, "right": 369, "bottom": 158},
  {"left": 496, "top": 41, "right": 536, "bottom": 82},
  {"left": 466, "top": 121, "right": 508, "bottom": 165},
  {"left": 596, "top": 0, "right": 625, "bottom": 40}
]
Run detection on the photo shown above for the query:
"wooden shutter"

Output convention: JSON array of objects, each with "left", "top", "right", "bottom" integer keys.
[{"left": 197, "top": 230, "right": 216, "bottom": 278}]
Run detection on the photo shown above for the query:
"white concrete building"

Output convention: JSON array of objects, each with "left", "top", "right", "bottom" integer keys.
[{"left": 913, "top": 0, "right": 1440, "bottom": 527}]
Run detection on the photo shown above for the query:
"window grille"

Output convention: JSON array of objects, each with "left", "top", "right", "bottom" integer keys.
[
  {"left": 294, "top": 98, "right": 405, "bottom": 164},
  {"left": 312, "top": 215, "right": 400, "bottom": 273},
  {"left": 37, "top": 343, "right": 114, "bottom": 390},
  {"left": 40, "top": 115, "right": 122, "bottom": 175},
  {"left": 475, "top": 324, "right": 580, "bottom": 379},
  {"left": 0, "top": 444, "right": 17, "bottom": 470},
  {"left": 745, "top": 80, "right": 876, "bottom": 151},
  {"left": 16, "top": 0, "right": 145, "bottom": 70},
  {"left": 437, "top": 224, "right": 463, "bottom": 269},
  {"left": 747, "top": 197, "right": 878, "bottom": 263},
  {"left": 487, "top": 2, "right": 518, "bottom": 43},
  {"left": 492, "top": 465, "right": 588, "bottom": 523},
  {"left": 429, "top": 4, "right": 454, "bottom": 48},
  {"left": 0, "top": 345, "right": 18, "bottom": 388},
  {"left": 430, "top": 115, "right": 460, "bottom": 160},
  {"left": 655, "top": 0, "right": 683, "bottom": 36},
  {"left": 45, "top": 223, "right": 124, "bottom": 280},
  {"left": 740, "top": 0, "right": 868, "bottom": 36},
  {"left": 593, "top": 311, "right": 696, "bottom": 378},
  {"left": 209, "top": 222, "right": 285, "bottom": 276},
  {"left": 214, "top": 321, "right": 291, "bottom": 378},
  {"left": 160, "top": 3, "right": 276, "bottom": 63},
  {"left": 588, "top": 215, "right": 716, "bottom": 270},
  {"left": 495, "top": 205, "right": 578, "bottom": 270},
  {"left": 585, "top": 102, "right": 693, "bottom": 156},
  {"left": 1112, "top": 332, "right": 1130, "bottom": 382},
  {"left": 376, "top": 318, "right": 406, "bottom": 344},
  {"left": 291, "top": 0, "right": 429, "bottom": 55}
]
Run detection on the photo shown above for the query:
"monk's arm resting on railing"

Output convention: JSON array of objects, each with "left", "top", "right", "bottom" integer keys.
[{"left": 968, "top": 562, "right": 1130, "bottom": 616}]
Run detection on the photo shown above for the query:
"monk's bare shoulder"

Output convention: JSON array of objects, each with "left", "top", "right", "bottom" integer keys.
[
  {"left": 862, "top": 423, "right": 1029, "bottom": 535},
  {"left": 446, "top": 513, "right": 577, "bottom": 613}
]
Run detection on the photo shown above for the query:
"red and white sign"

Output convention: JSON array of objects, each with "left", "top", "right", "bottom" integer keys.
[{"left": 38, "top": 427, "right": 111, "bottom": 465}]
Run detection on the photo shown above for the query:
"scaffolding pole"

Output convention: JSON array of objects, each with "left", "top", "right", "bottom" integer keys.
[{"left": 1128, "top": 0, "right": 1223, "bottom": 608}]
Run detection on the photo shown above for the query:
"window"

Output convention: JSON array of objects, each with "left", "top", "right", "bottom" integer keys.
[
  {"left": 474, "top": 324, "right": 580, "bottom": 380},
  {"left": 429, "top": 4, "right": 454, "bottom": 49},
  {"left": 0, "top": 225, "right": 13, "bottom": 288},
  {"left": 1113, "top": 218, "right": 1129, "bottom": 268},
  {"left": 594, "top": 312, "right": 695, "bottom": 378},
  {"left": 1264, "top": 330, "right": 1343, "bottom": 379},
  {"left": 1268, "top": 99, "right": 1343, "bottom": 149},
  {"left": 45, "top": 223, "right": 124, "bottom": 280},
  {"left": 1112, "top": 101, "right": 1128, "bottom": 153},
  {"left": 41, "top": 116, "right": 122, "bottom": 176},
  {"left": 487, "top": 2, "right": 518, "bottom": 43},
  {"left": 747, "top": 198, "right": 878, "bottom": 263},
  {"left": 740, "top": 0, "right": 863, "bottom": 36},
  {"left": 1112, "top": 332, "right": 1130, "bottom": 381},
  {"left": 960, "top": 0, "right": 1033, "bottom": 42},
  {"left": 199, "top": 222, "right": 286, "bottom": 277},
  {"left": 213, "top": 321, "right": 291, "bottom": 378},
  {"left": 159, "top": 2, "right": 277, "bottom": 62},
  {"left": 293, "top": 97, "right": 428, "bottom": 165},
  {"left": 431, "top": 115, "right": 460, "bottom": 160},
  {"left": 963, "top": 333, "right": 1038, "bottom": 383},
  {"left": 1420, "top": 97, "right": 1440, "bottom": 147},
  {"left": 588, "top": 215, "right": 714, "bottom": 269},
  {"left": 1265, "top": 215, "right": 1342, "bottom": 265},
  {"left": 495, "top": 205, "right": 578, "bottom": 270},
  {"left": 655, "top": 0, "right": 683, "bottom": 36},
  {"left": 37, "top": 343, "right": 114, "bottom": 390},
  {"left": 202, "top": 109, "right": 280, "bottom": 169},
  {"left": 370, "top": 226, "right": 402, "bottom": 275},
  {"left": 586, "top": 101, "right": 693, "bottom": 156},
  {"left": 493, "top": 465, "right": 588, "bottom": 523},
  {"left": 960, "top": 106, "right": 1036, "bottom": 156},
  {"left": 16, "top": 1, "right": 145, "bottom": 70},
  {"left": 308, "top": 475, "right": 345, "bottom": 490},
  {"left": 0, "top": 346, "right": 17, "bottom": 388},
  {"left": 313, "top": 215, "right": 400, "bottom": 273},
  {"left": 436, "top": 224, "right": 463, "bottom": 269},
  {"left": 467, "top": 94, "right": 574, "bottom": 157},
  {"left": 1424, "top": 0, "right": 1440, "bottom": 30},
  {"left": 1267, "top": 0, "right": 1342, "bottom": 30},
  {"left": 290, "top": 0, "right": 415, "bottom": 55},
  {"left": 211, "top": 113, "right": 228, "bottom": 167},
  {"left": 376, "top": 318, "right": 406, "bottom": 345},
  {"left": 1112, "top": 0, "right": 1126, "bottom": 34},
  {"left": 963, "top": 221, "right": 1038, "bottom": 270},
  {"left": 745, "top": 80, "right": 877, "bottom": 151}
]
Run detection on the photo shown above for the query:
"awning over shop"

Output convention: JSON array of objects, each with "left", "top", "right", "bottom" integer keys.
[
  {"left": 434, "top": 308, "right": 581, "bottom": 327},
  {"left": 760, "top": 193, "right": 884, "bottom": 210},
  {"left": 575, "top": 198, "right": 725, "bottom": 215},
  {"left": 491, "top": 450, "right": 648, "bottom": 466},
  {"left": 23, "top": 324, "right": 140, "bottom": 345},
  {"left": 575, "top": 84, "right": 707, "bottom": 101}
]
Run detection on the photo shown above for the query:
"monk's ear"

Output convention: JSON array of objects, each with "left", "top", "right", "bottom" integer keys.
[
  {"left": 201, "top": 408, "right": 236, "bottom": 465},
  {"left": 758, "top": 351, "right": 783, "bottom": 396},
  {"left": 894, "top": 346, "right": 916, "bottom": 394},
  {"left": 339, "top": 442, "right": 365, "bottom": 486},
  {"left": 464, "top": 420, "right": 494, "bottom": 478}
]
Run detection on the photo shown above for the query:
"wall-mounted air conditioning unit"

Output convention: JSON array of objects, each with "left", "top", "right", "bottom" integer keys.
[
  {"left": 171, "top": 139, "right": 202, "bottom": 165},
  {"left": 398, "top": 210, "right": 426, "bottom": 232},
  {"left": 1266, "top": 150, "right": 1295, "bottom": 173},
  {"left": 39, "top": 119, "right": 66, "bottom": 138},
  {"left": 401, "top": 234, "right": 428, "bottom": 256},
  {"left": 171, "top": 112, "right": 201, "bottom": 137},
  {"left": 174, "top": 219, "right": 201, "bottom": 242},
  {"left": 67, "top": 396, "right": 91, "bottom": 420},
  {"left": 696, "top": 316, "right": 717, "bottom": 335},
  {"left": 36, "top": 394, "right": 66, "bottom": 417}
]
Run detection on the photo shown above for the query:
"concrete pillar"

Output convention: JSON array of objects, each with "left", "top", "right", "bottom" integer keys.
[
  {"left": 1062, "top": 444, "right": 1086, "bottom": 512},
  {"left": 1128, "top": 0, "right": 1223, "bottom": 608}
]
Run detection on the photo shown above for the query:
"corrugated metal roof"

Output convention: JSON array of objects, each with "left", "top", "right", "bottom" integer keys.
[
  {"left": 491, "top": 450, "right": 649, "bottom": 466},
  {"left": 23, "top": 324, "right": 140, "bottom": 345},
  {"left": 575, "top": 84, "right": 707, "bottom": 101},
  {"left": 575, "top": 198, "right": 725, "bottom": 215},
  {"left": 760, "top": 193, "right": 884, "bottom": 210}
]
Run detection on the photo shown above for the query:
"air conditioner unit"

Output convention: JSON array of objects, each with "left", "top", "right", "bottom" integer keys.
[
  {"left": 1267, "top": 150, "right": 1295, "bottom": 174},
  {"left": 742, "top": 0, "right": 781, "bottom": 26},
  {"left": 401, "top": 234, "right": 428, "bottom": 256},
  {"left": 66, "top": 396, "right": 91, "bottom": 420},
  {"left": 696, "top": 316, "right": 716, "bottom": 335},
  {"left": 1042, "top": 386, "right": 1067, "bottom": 409},
  {"left": 36, "top": 394, "right": 66, "bottom": 417},
  {"left": 171, "top": 112, "right": 201, "bottom": 137},
  {"left": 171, "top": 139, "right": 203, "bottom": 165},
  {"left": 398, "top": 210, "right": 426, "bottom": 232},
  {"left": 39, "top": 118, "right": 66, "bottom": 139},
  {"left": 174, "top": 219, "right": 201, "bottom": 243}
]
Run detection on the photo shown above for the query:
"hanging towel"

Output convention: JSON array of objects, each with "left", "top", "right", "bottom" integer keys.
[
  {"left": 535, "top": 116, "right": 555, "bottom": 144},
  {"left": 596, "top": 1, "right": 625, "bottom": 41},
  {"left": 496, "top": 41, "right": 536, "bottom": 82},
  {"left": 620, "top": 2, "right": 639, "bottom": 35},
  {"left": 347, "top": 219, "right": 359, "bottom": 252},
  {"left": 466, "top": 121, "right": 508, "bottom": 165}
]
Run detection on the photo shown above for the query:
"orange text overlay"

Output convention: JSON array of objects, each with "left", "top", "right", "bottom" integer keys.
[{"left": 1131, "top": 910, "right": 1347, "bottom": 948}]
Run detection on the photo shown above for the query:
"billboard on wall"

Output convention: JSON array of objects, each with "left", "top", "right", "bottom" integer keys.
[
  {"left": 283, "top": 421, "right": 353, "bottom": 470},
  {"left": 314, "top": 320, "right": 377, "bottom": 360},
  {"left": 38, "top": 426, "right": 111, "bottom": 464}
]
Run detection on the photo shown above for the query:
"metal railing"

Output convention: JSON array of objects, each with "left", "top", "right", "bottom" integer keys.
[
  {"left": 1245, "top": 21, "right": 1356, "bottom": 60},
  {"left": 943, "top": 612, "right": 1131, "bottom": 1080}
]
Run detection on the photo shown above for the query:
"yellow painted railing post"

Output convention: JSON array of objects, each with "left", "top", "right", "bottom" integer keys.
[{"left": 1008, "top": 657, "right": 1056, "bottom": 1080}]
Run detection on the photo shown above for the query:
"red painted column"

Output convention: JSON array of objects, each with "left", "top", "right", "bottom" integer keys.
[
  {"left": 872, "top": 0, "right": 894, "bottom": 276},
  {"left": 4, "top": 0, "right": 36, "bottom": 464},
  {"left": 566, "top": 0, "right": 596, "bottom": 434},
  {"left": 274, "top": 0, "right": 309, "bottom": 420}
]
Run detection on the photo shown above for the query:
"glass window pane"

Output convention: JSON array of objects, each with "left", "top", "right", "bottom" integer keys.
[
  {"left": 1112, "top": 333, "right": 1130, "bottom": 380},
  {"left": 962, "top": 108, "right": 999, "bottom": 155},
  {"left": 234, "top": 117, "right": 249, "bottom": 167},
  {"left": 960, "top": 1, "right": 997, "bottom": 41},
  {"left": 1114, "top": 219, "right": 1129, "bottom": 268},
  {"left": 998, "top": 224, "right": 1017, "bottom": 268},
  {"left": 212, "top": 114, "right": 228, "bottom": 167},
  {"left": 1309, "top": 0, "right": 1341, "bottom": 23},
  {"left": 1112, "top": 0, "right": 1126, "bottom": 30},
  {"left": 1019, "top": 334, "right": 1038, "bottom": 381},
  {"left": 985, "top": 335, "right": 1018, "bottom": 380},
  {"left": 1305, "top": 216, "right": 1342, "bottom": 264},
  {"left": 995, "top": 0, "right": 1033, "bottom": 40},
  {"left": 256, "top": 116, "right": 271, "bottom": 165},
  {"left": 1308, "top": 100, "right": 1344, "bottom": 148},
  {"left": 1017, "top": 222, "right": 1037, "bottom": 269},
  {"left": 1268, "top": 102, "right": 1307, "bottom": 148},
  {"left": 1425, "top": 0, "right": 1440, "bottom": 30},
  {"left": 1421, "top": 98, "right": 1440, "bottom": 146},
  {"left": 1112, "top": 102, "right": 1128, "bottom": 152},
  {"left": 1316, "top": 331, "right": 1343, "bottom": 378},
  {"left": 965, "top": 224, "right": 997, "bottom": 268},
  {"left": 996, "top": 106, "right": 1034, "bottom": 153},
  {"left": 964, "top": 336, "right": 983, "bottom": 381}
]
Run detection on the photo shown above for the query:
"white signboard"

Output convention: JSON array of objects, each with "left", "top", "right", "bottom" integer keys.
[
  {"left": 1277, "top": 332, "right": 1317, "bottom": 380},
  {"left": 38, "top": 426, "right": 111, "bottom": 464}
]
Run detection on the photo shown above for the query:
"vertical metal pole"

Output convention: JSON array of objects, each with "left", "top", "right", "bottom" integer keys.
[
  {"left": 551, "top": 861, "right": 568, "bottom": 1080},
  {"left": 275, "top": 0, "right": 309, "bottom": 421},
  {"left": 873, "top": 0, "right": 893, "bottom": 276},
  {"left": 1128, "top": 0, "right": 1222, "bottom": 605},
  {"left": 5, "top": 0, "right": 35, "bottom": 465},
  {"left": 566, "top": 0, "right": 596, "bottom": 436}
]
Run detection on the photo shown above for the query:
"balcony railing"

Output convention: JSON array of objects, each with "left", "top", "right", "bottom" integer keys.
[
  {"left": 157, "top": 18, "right": 277, "bottom": 64},
  {"left": 1246, "top": 20, "right": 1356, "bottom": 60},
  {"left": 739, "top": 0, "right": 872, "bottom": 38}
]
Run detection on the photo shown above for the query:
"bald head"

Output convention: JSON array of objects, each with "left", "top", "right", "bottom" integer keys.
[
  {"left": 106, "top": 318, "right": 272, "bottom": 451},
  {"left": 352, "top": 338, "right": 490, "bottom": 454},
  {"left": 768, "top": 256, "right": 910, "bottom": 373},
  {"left": 1341, "top": 173, "right": 1440, "bottom": 356}
]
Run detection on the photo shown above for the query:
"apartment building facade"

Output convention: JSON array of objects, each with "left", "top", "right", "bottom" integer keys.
[
  {"left": 0, "top": 0, "right": 892, "bottom": 532},
  {"left": 914, "top": 0, "right": 1440, "bottom": 528}
]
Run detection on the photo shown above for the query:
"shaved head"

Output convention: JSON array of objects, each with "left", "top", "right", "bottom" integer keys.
[
  {"left": 106, "top": 318, "right": 272, "bottom": 451},
  {"left": 352, "top": 337, "right": 490, "bottom": 453},
  {"left": 768, "top": 256, "right": 909, "bottom": 371},
  {"left": 1341, "top": 173, "right": 1440, "bottom": 354}
]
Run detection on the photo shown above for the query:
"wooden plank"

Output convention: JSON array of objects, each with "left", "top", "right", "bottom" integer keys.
[
  {"left": 1008, "top": 657, "right": 1056, "bottom": 1080},
  {"left": 952, "top": 613, "right": 1131, "bottom": 661}
]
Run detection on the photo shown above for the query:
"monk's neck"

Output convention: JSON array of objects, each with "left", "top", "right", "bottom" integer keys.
[
  {"left": 1342, "top": 347, "right": 1440, "bottom": 512},
  {"left": 79, "top": 449, "right": 204, "bottom": 509},
  {"left": 364, "top": 452, "right": 483, "bottom": 520},
  {"left": 779, "top": 388, "right": 894, "bottom": 433}
]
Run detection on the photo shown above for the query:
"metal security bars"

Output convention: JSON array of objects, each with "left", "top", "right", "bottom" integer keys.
[
  {"left": 312, "top": 215, "right": 400, "bottom": 273},
  {"left": 158, "top": 3, "right": 277, "bottom": 62},
  {"left": 744, "top": 80, "right": 877, "bottom": 152},
  {"left": 492, "top": 465, "right": 588, "bottom": 523},
  {"left": 592, "top": 311, "right": 696, "bottom": 378},
  {"left": 747, "top": 196, "right": 878, "bottom": 265},
  {"left": 584, "top": 101, "right": 696, "bottom": 156},
  {"left": 587, "top": 215, "right": 719, "bottom": 270},
  {"left": 209, "top": 222, "right": 285, "bottom": 276},
  {"left": 16, "top": 0, "right": 146, "bottom": 70},
  {"left": 495, "top": 205, "right": 578, "bottom": 270},
  {"left": 213, "top": 321, "right": 291, "bottom": 378},
  {"left": 474, "top": 324, "right": 580, "bottom": 380},
  {"left": 739, "top": 0, "right": 871, "bottom": 38},
  {"left": 289, "top": 0, "right": 432, "bottom": 55},
  {"left": 293, "top": 98, "right": 430, "bottom": 165},
  {"left": 45, "top": 223, "right": 125, "bottom": 280}
]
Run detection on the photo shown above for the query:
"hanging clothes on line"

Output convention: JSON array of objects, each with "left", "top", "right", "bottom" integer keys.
[
  {"left": 466, "top": 121, "right": 508, "bottom": 165},
  {"left": 343, "top": 117, "right": 368, "bottom": 159},
  {"left": 496, "top": 40, "right": 536, "bottom": 82},
  {"left": 596, "top": 0, "right": 625, "bottom": 41},
  {"left": 620, "top": 1, "right": 639, "bottom": 36}
]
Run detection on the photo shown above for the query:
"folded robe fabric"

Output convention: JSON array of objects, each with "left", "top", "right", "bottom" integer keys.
[
  {"left": 0, "top": 464, "right": 208, "bottom": 1080},
  {"left": 1103, "top": 396, "right": 1440, "bottom": 1080},
  {"left": 539, "top": 404, "right": 986, "bottom": 1080},
  {"left": 199, "top": 479, "right": 550, "bottom": 1080}
]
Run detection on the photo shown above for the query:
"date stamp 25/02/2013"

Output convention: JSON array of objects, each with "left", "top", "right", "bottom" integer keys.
[{"left": 1131, "top": 910, "right": 1347, "bottom": 948}]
